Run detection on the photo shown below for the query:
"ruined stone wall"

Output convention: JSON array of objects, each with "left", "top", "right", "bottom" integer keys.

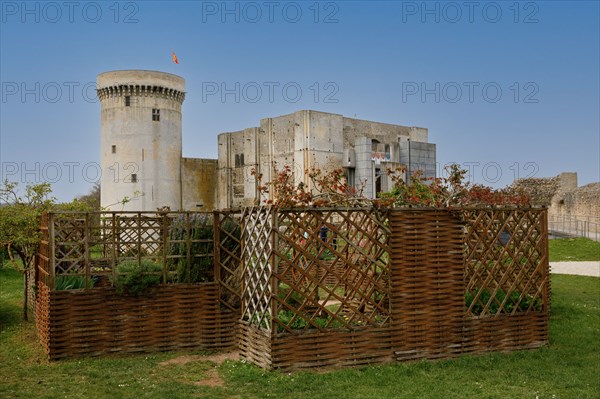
[
  {"left": 511, "top": 176, "right": 561, "bottom": 206},
  {"left": 513, "top": 172, "right": 599, "bottom": 221},
  {"left": 551, "top": 183, "right": 600, "bottom": 219}
]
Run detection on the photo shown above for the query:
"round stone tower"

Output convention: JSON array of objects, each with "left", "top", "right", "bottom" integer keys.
[{"left": 97, "top": 70, "right": 185, "bottom": 211}]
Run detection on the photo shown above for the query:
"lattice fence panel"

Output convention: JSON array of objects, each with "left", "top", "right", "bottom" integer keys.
[
  {"left": 463, "top": 208, "right": 549, "bottom": 317},
  {"left": 36, "top": 214, "right": 51, "bottom": 288},
  {"left": 54, "top": 217, "right": 85, "bottom": 275},
  {"left": 45, "top": 211, "right": 234, "bottom": 287},
  {"left": 115, "top": 214, "right": 163, "bottom": 258},
  {"left": 217, "top": 210, "right": 242, "bottom": 312},
  {"left": 271, "top": 208, "right": 391, "bottom": 333},
  {"left": 241, "top": 207, "right": 274, "bottom": 330}
]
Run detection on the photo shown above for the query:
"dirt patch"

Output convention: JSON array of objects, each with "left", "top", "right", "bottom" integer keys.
[
  {"left": 159, "top": 351, "right": 239, "bottom": 388},
  {"left": 159, "top": 351, "right": 239, "bottom": 366},
  {"left": 193, "top": 368, "right": 224, "bottom": 387}
]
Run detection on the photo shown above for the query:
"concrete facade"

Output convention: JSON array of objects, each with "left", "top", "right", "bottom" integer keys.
[{"left": 217, "top": 110, "right": 436, "bottom": 209}]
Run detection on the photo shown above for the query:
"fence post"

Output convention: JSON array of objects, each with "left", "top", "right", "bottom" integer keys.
[
  {"left": 137, "top": 212, "right": 142, "bottom": 266},
  {"left": 111, "top": 213, "right": 117, "bottom": 283},
  {"left": 270, "top": 208, "right": 278, "bottom": 335},
  {"left": 48, "top": 213, "right": 55, "bottom": 291},
  {"left": 162, "top": 213, "right": 168, "bottom": 284},
  {"left": 186, "top": 213, "right": 191, "bottom": 281},
  {"left": 213, "top": 211, "right": 222, "bottom": 344},
  {"left": 213, "top": 211, "right": 221, "bottom": 286},
  {"left": 240, "top": 210, "right": 246, "bottom": 324},
  {"left": 84, "top": 213, "right": 90, "bottom": 289},
  {"left": 542, "top": 209, "right": 550, "bottom": 312}
]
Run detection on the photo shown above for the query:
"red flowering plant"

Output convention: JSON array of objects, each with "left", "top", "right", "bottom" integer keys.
[
  {"left": 251, "top": 165, "right": 370, "bottom": 207},
  {"left": 252, "top": 163, "right": 530, "bottom": 209},
  {"left": 381, "top": 163, "right": 530, "bottom": 208}
]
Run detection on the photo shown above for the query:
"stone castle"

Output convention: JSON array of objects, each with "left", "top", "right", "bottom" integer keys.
[{"left": 97, "top": 70, "right": 437, "bottom": 211}]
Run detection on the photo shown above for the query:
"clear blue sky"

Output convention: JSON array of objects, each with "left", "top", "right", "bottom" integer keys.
[{"left": 1, "top": 0, "right": 598, "bottom": 202}]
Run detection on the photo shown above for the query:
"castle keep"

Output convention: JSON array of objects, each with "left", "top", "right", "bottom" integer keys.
[{"left": 97, "top": 70, "right": 436, "bottom": 211}]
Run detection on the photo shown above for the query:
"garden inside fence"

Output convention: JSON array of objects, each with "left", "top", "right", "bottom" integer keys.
[{"left": 34, "top": 207, "right": 550, "bottom": 370}]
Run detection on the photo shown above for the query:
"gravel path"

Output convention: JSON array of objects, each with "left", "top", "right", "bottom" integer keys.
[{"left": 550, "top": 261, "right": 600, "bottom": 277}]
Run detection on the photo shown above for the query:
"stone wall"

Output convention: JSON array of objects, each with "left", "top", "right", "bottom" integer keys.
[
  {"left": 551, "top": 182, "right": 600, "bottom": 220},
  {"left": 181, "top": 158, "right": 218, "bottom": 211},
  {"left": 512, "top": 172, "right": 599, "bottom": 222}
]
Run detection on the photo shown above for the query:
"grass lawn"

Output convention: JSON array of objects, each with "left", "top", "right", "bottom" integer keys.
[
  {"left": 549, "top": 237, "right": 600, "bottom": 262},
  {"left": 1, "top": 266, "right": 599, "bottom": 399}
]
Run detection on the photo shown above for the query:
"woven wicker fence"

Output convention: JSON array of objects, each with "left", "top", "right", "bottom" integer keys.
[
  {"left": 238, "top": 206, "right": 550, "bottom": 370},
  {"left": 34, "top": 207, "right": 549, "bottom": 367},
  {"left": 34, "top": 211, "right": 243, "bottom": 360}
]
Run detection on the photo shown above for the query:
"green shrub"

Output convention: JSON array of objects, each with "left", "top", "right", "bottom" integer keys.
[
  {"left": 112, "top": 259, "right": 163, "bottom": 296},
  {"left": 168, "top": 214, "right": 213, "bottom": 283},
  {"left": 278, "top": 284, "right": 306, "bottom": 307},
  {"left": 55, "top": 274, "right": 95, "bottom": 290},
  {"left": 276, "top": 309, "right": 345, "bottom": 331},
  {"left": 168, "top": 214, "right": 241, "bottom": 283}
]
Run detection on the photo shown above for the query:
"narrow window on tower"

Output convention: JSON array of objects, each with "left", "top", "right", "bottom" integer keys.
[
  {"left": 152, "top": 108, "right": 160, "bottom": 121},
  {"left": 131, "top": 173, "right": 138, "bottom": 183},
  {"left": 111, "top": 145, "right": 116, "bottom": 154},
  {"left": 125, "top": 96, "right": 131, "bottom": 106},
  {"left": 235, "top": 153, "right": 245, "bottom": 167}
]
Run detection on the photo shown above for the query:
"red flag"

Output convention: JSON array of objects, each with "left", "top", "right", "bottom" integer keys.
[{"left": 171, "top": 52, "right": 179, "bottom": 64}]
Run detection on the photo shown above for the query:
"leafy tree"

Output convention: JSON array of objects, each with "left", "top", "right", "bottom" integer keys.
[
  {"left": 0, "top": 180, "right": 94, "bottom": 320},
  {"left": 0, "top": 180, "right": 55, "bottom": 320},
  {"left": 77, "top": 182, "right": 101, "bottom": 210}
]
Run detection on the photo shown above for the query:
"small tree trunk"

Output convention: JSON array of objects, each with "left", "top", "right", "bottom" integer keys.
[
  {"left": 14, "top": 250, "right": 32, "bottom": 322},
  {"left": 23, "top": 271, "right": 28, "bottom": 321}
]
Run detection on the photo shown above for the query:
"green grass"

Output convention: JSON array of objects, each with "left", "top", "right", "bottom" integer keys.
[
  {"left": 549, "top": 237, "right": 600, "bottom": 262},
  {"left": 1, "top": 266, "right": 599, "bottom": 398}
]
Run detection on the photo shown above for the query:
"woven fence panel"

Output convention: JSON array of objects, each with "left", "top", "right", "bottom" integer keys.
[
  {"left": 389, "top": 209, "right": 465, "bottom": 361},
  {"left": 44, "top": 284, "right": 237, "bottom": 360},
  {"left": 270, "top": 327, "right": 392, "bottom": 370},
  {"left": 238, "top": 322, "right": 272, "bottom": 369},
  {"left": 463, "top": 313, "right": 549, "bottom": 353},
  {"left": 35, "top": 282, "right": 51, "bottom": 356}
]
